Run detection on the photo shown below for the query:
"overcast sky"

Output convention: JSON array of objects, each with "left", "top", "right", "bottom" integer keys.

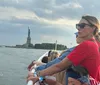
[{"left": 0, "top": 0, "right": 100, "bottom": 48}]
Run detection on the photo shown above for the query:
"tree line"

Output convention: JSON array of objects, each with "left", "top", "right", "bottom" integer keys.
[{"left": 34, "top": 43, "right": 67, "bottom": 50}]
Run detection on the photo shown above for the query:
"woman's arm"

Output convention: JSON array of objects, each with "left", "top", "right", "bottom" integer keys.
[
  {"left": 38, "top": 57, "right": 72, "bottom": 76},
  {"left": 27, "top": 57, "right": 72, "bottom": 84}
]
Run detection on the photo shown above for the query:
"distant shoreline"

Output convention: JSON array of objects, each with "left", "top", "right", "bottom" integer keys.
[{"left": 0, "top": 43, "right": 68, "bottom": 50}]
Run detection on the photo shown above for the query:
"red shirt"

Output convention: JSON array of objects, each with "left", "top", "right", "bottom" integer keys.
[{"left": 67, "top": 38, "right": 100, "bottom": 81}]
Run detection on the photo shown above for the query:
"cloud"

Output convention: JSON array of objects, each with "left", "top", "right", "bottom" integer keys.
[
  {"left": 0, "top": 0, "right": 83, "bottom": 20},
  {"left": 1, "top": 0, "right": 100, "bottom": 20},
  {"left": 16, "top": 0, "right": 19, "bottom": 3}
]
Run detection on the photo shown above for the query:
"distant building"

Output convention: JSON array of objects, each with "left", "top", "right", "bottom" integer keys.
[
  {"left": 14, "top": 27, "right": 67, "bottom": 50},
  {"left": 15, "top": 27, "right": 34, "bottom": 48}
]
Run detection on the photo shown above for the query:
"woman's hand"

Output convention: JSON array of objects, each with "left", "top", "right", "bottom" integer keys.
[
  {"left": 27, "top": 60, "right": 35, "bottom": 71},
  {"left": 27, "top": 72, "right": 34, "bottom": 78},
  {"left": 27, "top": 75, "right": 39, "bottom": 84}
]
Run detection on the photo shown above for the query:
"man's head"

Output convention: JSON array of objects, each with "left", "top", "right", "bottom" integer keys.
[
  {"left": 42, "top": 56, "right": 48, "bottom": 63},
  {"left": 48, "top": 51, "right": 59, "bottom": 62}
]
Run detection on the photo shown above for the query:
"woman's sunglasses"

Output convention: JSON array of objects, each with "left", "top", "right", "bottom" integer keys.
[{"left": 76, "top": 23, "right": 92, "bottom": 30}]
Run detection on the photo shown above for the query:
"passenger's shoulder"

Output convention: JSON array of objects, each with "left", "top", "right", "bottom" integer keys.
[{"left": 80, "top": 40, "right": 95, "bottom": 49}]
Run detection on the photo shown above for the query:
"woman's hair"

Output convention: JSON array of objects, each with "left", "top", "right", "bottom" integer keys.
[
  {"left": 82, "top": 15, "right": 100, "bottom": 42},
  {"left": 48, "top": 51, "right": 59, "bottom": 62}
]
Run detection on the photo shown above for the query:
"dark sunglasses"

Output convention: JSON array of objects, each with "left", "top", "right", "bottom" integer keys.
[{"left": 76, "top": 23, "right": 92, "bottom": 29}]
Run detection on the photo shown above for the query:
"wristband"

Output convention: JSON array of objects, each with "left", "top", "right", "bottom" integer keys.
[{"left": 39, "top": 76, "right": 45, "bottom": 82}]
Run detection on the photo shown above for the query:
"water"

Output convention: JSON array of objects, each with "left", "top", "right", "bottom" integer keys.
[{"left": 0, "top": 47, "right": 48, "bottom": 85}]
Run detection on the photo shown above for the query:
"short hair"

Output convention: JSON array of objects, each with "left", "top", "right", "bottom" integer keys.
[
  {"left": 41, "top": 56, "right": 48, "bottom": 63},
  {"left": 48, "top": 50, "right": 52, "bottom": 57}
]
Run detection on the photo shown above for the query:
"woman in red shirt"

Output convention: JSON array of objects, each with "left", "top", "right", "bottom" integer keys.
[{"left": 27, "top": 15, "right": 100, "bottom": 85}]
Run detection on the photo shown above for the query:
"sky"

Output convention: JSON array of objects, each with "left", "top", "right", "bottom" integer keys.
[{"left": 0, "top": 0, "right": 100, "bottom": 48}]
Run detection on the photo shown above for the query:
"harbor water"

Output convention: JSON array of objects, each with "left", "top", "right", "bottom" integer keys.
[{"left": 0, "top": 47, "right": 48, "bottom": 85}]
